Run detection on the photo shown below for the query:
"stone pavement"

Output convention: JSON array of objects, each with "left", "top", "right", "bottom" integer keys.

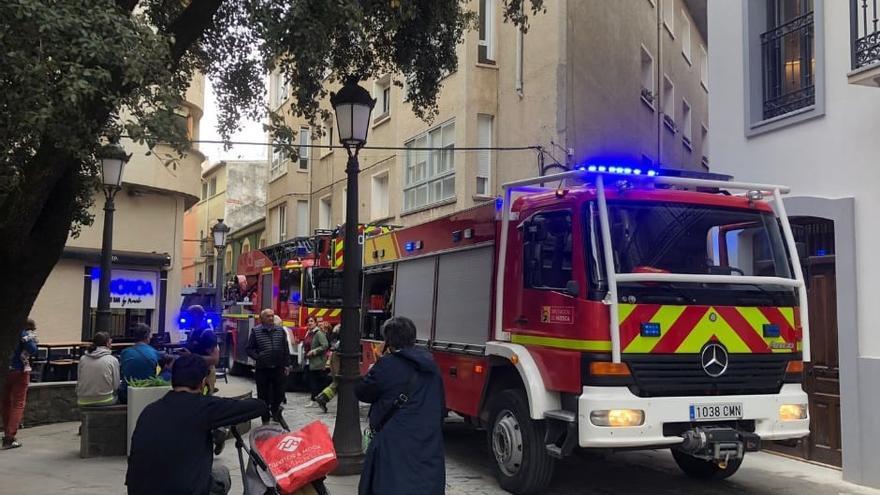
[{"left": 1, "top": 375, "right": 878, "bottom": 495}]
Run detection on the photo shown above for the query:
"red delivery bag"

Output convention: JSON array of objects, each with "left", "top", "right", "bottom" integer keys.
[{"left": 254, "top": 421, "right": 338, "bottom": 494}]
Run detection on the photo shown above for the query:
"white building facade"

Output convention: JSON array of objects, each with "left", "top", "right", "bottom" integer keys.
[{"left": 709, "top": 0, "right": 880, "bottom": 487}]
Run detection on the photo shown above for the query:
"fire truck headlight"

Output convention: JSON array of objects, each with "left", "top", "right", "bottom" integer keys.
[
  {"left": 590, "top": 409, "right": 645, "bottom": 427},
  {"left": 779, "top": 404, "right": 807, "bottom": 421}
]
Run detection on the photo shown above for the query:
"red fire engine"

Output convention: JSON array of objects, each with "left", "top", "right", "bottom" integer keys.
[
  {"left": 357, "top": 166, "right": 810, "bottom": 494},
  {"left": 226, "top": 225, "right": 395, "bottom": 377}
]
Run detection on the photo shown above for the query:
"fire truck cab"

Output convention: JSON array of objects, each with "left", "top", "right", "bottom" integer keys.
[{"left": 359, "top": 166, "right": 810, "bottom": 494}]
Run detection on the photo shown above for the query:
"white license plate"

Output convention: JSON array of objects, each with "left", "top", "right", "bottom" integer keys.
[{"left": 689, "top": 403, "right": 743, "bottom": 421}]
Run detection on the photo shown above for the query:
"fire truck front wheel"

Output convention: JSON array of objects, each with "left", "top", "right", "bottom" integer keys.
[
  {"left": 487, "top": 389, "right": 555, "bottom": 495},
  {"left": 671, "top": 448, "right": 744, "bottom": 480}
]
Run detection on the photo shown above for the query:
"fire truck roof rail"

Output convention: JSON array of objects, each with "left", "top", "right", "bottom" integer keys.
[{"left": 501, "top": 168, "right": 791, "bottom": 195}]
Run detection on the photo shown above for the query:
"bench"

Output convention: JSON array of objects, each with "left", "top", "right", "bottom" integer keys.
[{"left": 80, "top": 404, "right": 127, "bottom": 458}]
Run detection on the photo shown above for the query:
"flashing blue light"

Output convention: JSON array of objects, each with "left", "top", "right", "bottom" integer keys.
[
  {"left": 640, "top": 322, "right": 662, "bottom": 337},
  {"left": 405, "top": 242, "right": 415, "bottom": 252},
  {"left": 291, "top": 292, "right": 302, "bottom": 304},
  {"left": 647, "top": 170, "right": 658, "bottom": 177},
  {"left": 633, "top": 169, "right": 642, "bottom": 175},
  {"left": 623, "top": 168, "right": 632, "bottom": 174},
  {"left": 816, "top": 249, "right": 827, "bottom": 256},
  {"left": 179, "top": 317, "right": 187, "bottom": 325},
  {"left": 597, "top": 166, "right": 607, "bottom": 172},
  {"left": 495, "top": 197, "right": 503, "bottom": 210},
  {"left": 763, "top": 324, "right": 781, "bottom": 338},
  {"left": 587, "top": 165, "right": 598, "bottom": 172},
  {"left": 576, "top": 165, "right": 587, "bottom": 171}
]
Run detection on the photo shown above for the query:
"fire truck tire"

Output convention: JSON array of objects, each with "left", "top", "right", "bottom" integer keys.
[
  {"left": 671, "top": 449, "right": 744, "bottom": 480},
  {"left": 486, "top": 389, "right": 556, "bottom": 494}
]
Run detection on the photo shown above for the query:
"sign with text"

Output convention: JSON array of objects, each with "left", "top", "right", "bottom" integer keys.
[
  {"left": 90, "top": 268, "right": 159, "bottom": 309},
  {"left": 541, "top": 306, "right": 574, "bottom": 324}
]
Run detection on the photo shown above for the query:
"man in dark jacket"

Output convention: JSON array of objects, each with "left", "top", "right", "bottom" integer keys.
[
  {"left": 126, "top": 354, "right": 266, "bottom": 495},
  {"left": 356, "top": 316, "right": 445, "bottom": 495},
  {"left": 246, "top": 308, "right": 291, "bottom": 424}
]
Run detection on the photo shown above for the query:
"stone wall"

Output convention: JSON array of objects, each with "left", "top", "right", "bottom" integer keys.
[{"left": 23, "top": 381, "right": 80, "bottom": 427}]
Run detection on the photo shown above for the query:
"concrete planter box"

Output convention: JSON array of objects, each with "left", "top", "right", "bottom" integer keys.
[{"left": 127, "top": 385, "right": 171, "bottom": 455}]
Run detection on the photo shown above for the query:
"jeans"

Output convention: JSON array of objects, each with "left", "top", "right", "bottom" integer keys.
[
  {"left": 1, "top": 370, "right": 29, "bottom": 441},
  {"left": 305, "top": 368, "right": 329, "bottom": 402},
  {"left": 254, "top": 368, "right": 286, "bottom": 422}
]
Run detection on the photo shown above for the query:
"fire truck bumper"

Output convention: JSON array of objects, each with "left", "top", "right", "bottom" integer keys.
[{"left": 576, "top": 384, "right": 810, "bottom": 449}]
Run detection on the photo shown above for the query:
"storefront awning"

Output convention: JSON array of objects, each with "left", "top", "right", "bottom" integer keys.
[{"left": 61, "top": 247, "right": 171, "bottom": 268}]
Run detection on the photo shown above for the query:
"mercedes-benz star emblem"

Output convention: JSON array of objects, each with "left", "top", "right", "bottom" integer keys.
[{"left": 700, "top": 343, "right": 729, "bottom": 378}]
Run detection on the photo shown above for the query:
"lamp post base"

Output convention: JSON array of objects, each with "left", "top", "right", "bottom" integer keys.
[{"left": 332, "top": 451, "right": 365, "bottom": 476}]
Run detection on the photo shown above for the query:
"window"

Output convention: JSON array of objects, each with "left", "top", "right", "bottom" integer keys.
[
  {"left": 478, "top": 0, "right": 495, "bottom": 63},
  {"left": 271, "top": 70, "right": 288, "bottom": 109},
  {"left": 298, "top": 127, "right": 310, "bottom": 170},
  {"left": 374, "top": 78, "right": 391, "bottom": 120},
  {"left": 270, "top": 144, "right": 287, "bottom": 179},
  {"left": 321, "top": 118, "right": 334, "bottom": 157},
  {"left": 278, "top": 203, "right": 287, "bottom": 242},
  {"left": 477, "top": 114, "right": 493, "bottom": 196},
  {"left": 701, "top": 124, "right": 709, "bottom": 168},
  {"left": 681, "top": 11, "right": 692, "bottom": 63},
  {"left": 682, "top": 99, "right": 693, "bottom": 150},
  {"left": 523, "top": 211, "right": 573, "bottom": 290},
  {"left": 371, "top": 172, "right": 390, "bottom": 220},
  {"left": 208, "top": 177, "right": 217, "bottom": 196},
  {"left": 761, "top": 0, "right": 815, "bottom": 119},
  {"left": 319, "top": 195, "right": 332, "bottom": 229},
  {"left": 700, "top": 45, "right": 709, "bottom": 90},
  {"left": 663, "top": 0, "right": 674, "bottom": 35},
  {"left": 640, "top": 45, "right": 655, "bottom": 108},
  {"left": 201, "top": 182, "right": 208, "bottom": 200},
  {"left": 403, "top": 120, "right": 456, "bottom": 212},
  {"left": 296, "top": 200, "right": 309, "bottom": 236},
  {"left": 662, "top": 75, "right": 675, "bottom": 131}
]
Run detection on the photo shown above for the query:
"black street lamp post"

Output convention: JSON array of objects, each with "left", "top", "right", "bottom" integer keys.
[
  {"left": 212, "top": 218, "right": 230, "bottom": 311},
  {"left": 95, "top": 141, "right": 131, "bottom": 335},
  {"left": 330, "top": 77, "right": 376, "bottom": 474}
]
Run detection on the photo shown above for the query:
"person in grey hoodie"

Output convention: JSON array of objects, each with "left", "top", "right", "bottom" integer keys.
[{"left": 76, "top": 332, "right": 121, "bottom": 407}]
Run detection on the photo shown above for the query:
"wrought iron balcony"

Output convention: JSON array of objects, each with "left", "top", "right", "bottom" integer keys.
[
  {"left": 850, "top": 0, "right": 880, "bottom": 86},
  {"left": 760, "top": 11, "right": 815, "bottom": 120}
]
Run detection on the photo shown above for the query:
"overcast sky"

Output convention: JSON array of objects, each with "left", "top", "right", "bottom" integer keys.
[{"left": 199, "top": 77, "right": 267, "bottom": 165}]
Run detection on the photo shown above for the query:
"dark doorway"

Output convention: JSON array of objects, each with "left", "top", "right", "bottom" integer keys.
[{"left": 769, "top": 217, "right": 841, "bottom": 467}]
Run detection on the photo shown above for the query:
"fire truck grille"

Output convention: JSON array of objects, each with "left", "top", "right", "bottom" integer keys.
[{"left": 624, "top": 354, "right": 789, "bottom": 397}]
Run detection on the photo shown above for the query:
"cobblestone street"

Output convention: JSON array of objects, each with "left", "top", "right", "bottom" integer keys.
[{"left": 1, "top": 375, "right": 877, "bottom": 495}]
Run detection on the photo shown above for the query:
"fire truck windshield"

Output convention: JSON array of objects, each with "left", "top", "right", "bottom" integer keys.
[
  {"left": 590, "top": 201, "right": 796, "bottom": 305},
  {"left": 303, "top": 267, "right": 343, "bottom": 307}
]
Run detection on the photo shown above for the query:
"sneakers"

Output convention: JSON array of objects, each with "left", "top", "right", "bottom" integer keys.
[
  {"left": 1, "top": 440, "right": 21, "bottom": 450},
  {"left": 304, "top": 400, "right": 316, "bottom": 408}
]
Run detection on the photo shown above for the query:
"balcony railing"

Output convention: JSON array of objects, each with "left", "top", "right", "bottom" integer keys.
[
  {"left": 852, "top": 0, "right": 880, "bottom": 70},
  {"left": 760, "top": 11, "right": 815, "bottom": 120}
]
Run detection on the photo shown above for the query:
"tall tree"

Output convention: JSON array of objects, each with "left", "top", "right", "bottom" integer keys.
[{"left": 0, "top": 0, "right": 543, "bottom": 363}]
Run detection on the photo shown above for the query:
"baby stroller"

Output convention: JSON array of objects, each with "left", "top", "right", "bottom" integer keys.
[{"left": 231, "top": 421, "right": 335, "bottom": 495}]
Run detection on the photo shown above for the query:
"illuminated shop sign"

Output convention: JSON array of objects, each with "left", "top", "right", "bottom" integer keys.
[{"left": 90, "top": 268, "right": 159, "bottom": 309}]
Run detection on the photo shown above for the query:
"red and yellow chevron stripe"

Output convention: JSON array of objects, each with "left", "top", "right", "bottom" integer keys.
[
  {"left": 619, "top": 304, "right": 800, "bottom": 354},
  {"left": 305, "top": 307, "right": 342, "bottom": 320}
]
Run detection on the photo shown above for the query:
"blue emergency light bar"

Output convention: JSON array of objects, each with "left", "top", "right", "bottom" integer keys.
[{"left": 577, "top": 164, "right": 658, "bottom": 177}]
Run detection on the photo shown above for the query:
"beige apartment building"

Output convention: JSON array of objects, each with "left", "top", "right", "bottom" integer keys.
[
  {"left": 30, "top": 75, "right": 206, "bottom": 343},
  {"left": 265, "top": 0, "right": 708, "bottom": 239}
]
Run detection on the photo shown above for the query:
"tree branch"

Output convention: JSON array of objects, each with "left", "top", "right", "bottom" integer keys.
[{"left": 167, "top": 0, "right": 224, "bottom": 61}]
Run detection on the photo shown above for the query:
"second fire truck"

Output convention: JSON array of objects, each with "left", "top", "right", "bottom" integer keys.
[{"left": 355, "top": 166, "right": 810, "bottom": 494}]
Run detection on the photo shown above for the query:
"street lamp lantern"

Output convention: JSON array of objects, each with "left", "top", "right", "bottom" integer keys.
[
  {"left": 331, "top": 77, "right": 376, "bottom": 149},
  {"left": 329, "top": 77, "right": 375, "bottom": 475},
  {"left": 94, "top": 140, "right": 131, "bottom": 336},
  {"left": 212, "top": 218, "right": 230, "bottom": 250},
  {"left": 212, "top": 218, "right": 230, "bottom": 309},
  {"left": 96, "top": 141, "right": 130, "bottom": 192}
]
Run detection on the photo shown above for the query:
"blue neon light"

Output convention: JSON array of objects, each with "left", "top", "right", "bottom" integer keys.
[{"left": 90, "top": 269, "right": 155, "bottom": 296}]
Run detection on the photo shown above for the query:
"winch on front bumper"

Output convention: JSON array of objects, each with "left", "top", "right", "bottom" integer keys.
[{"left": 677, "top": 426, "right": 761, "bottom": 464}]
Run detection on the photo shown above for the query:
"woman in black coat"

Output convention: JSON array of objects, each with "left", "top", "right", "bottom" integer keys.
[{"left": 355, "top": 316, "right": 445, "bottom": 495}]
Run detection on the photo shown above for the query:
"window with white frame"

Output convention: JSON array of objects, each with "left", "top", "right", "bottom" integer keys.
[
  {"left": 270, "top": 144, "right": 287, "bottom": 179},
  {"left": 319, "top": 195, "right": 332, "bottom": 229},
  {"left": 272, "top": 203, "right": 287, "bottom": 242},
  {"left": 403, "top": 120, "right": 455, "bottom": 212},
  {"left": 681, "top": 11, "right": 692, "bottom": 63},
  {"left": 662, "top": 75, "right": 675, "bottom": 131},
  {"left": 478, "top": 0, "right": 495, "bottom": 63},
  {"left": 375, "top": 78, "right": 391, "bottom": 119},
  {"left": 700, "top": 45, "right": 708, "bottom": 90},
  {"left": 371, "top": 172, "right": 389, "bottom": 220},
  {"left": 201, "top": 182, "right": 208, "bottom": 200},
  {"left": 682, "top": 99, "right": 693, "bottom": 149},
  {"left": 298, "top": 127, "right": 310, "bottom": 170},
  {"left": 321, "top": 118, "right": 334, "bottom": 157},
  {"left": 209, "top": 177, "right": 217, "bottom": 196},
  {"left": 663, "top": 0, "right": 674, "bottom": 35},
  {"left": 640, "top": 45, "right": 655, "bottom": 107},
  {"left": 271, "top": 70, "right": 288, "bottom": 109},
  {"left": 296, "top": 200, "right": 309, "bottom": 236},
  {"left": 476, "top": 114, "right": 493, "bottom": 196}
]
